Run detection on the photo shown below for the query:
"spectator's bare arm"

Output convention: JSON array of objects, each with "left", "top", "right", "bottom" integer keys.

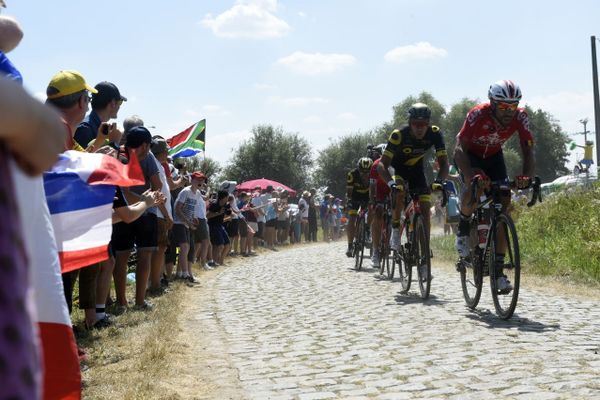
[{"left": 0, "top": 78, "right": 64, "bottom": 175}]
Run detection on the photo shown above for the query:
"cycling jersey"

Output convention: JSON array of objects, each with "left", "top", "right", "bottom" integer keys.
[
  {"left": 383, "top": 125, "right": 447, "bottom": 171},
  {"left": 369, "top": 158, "right": 390, "bottom": 202},
  {"left": 457, "top": 103, "right": 534, "bottom": 159},
  {"left": 346, "top": 168, "right": 370, "bottom": 201}
]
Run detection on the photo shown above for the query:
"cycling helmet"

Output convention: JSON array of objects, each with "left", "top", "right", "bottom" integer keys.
[
  {"left": 407, "top": 103, "right": 432, "bottom": 120},
  {"left": 357, "top": 157, "right": 373, "bottom": 171},
  {"left": 374, "top": 143, "right": 387, "bottom": 155},
  {"left": 488, "top": 80, "right": 522, "bottom": 103}
]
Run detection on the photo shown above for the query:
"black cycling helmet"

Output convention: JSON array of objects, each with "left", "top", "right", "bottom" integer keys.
[{"left": 407, "top": 103, "right": 432, "bottom": 121}]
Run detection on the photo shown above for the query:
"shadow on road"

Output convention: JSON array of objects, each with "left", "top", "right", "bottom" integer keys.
[
  {"left": 465, "top": 309, "right": 561, "bottom": 332},
  {"left": 391, "top": 293, "right": 449, "bottom": 306}
]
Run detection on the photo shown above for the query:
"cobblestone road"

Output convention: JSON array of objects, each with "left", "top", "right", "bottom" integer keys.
[{"left": 190, "top": 242, "right": 600, "bottom": 399}]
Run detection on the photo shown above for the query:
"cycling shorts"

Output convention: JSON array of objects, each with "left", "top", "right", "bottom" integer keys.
[
  {"left": 392, "top": 167, "right": 431, "bottom": 203},
  {"left": 347, "top": 197, "right": 369, "bottom": 216},
  {"left": 463, "top": 150, "right": 508, "bottom": 182}
]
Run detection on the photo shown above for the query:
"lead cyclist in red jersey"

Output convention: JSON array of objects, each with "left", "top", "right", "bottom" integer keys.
[{"left": 454, "top": 80, "right": 535, "bottom": 292}]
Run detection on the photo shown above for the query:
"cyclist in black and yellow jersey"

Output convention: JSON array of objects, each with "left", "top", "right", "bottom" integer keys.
[
  {"left": 345, "top": 157, "right": 373, "bottom": 257},
  {"left": 377, "top": 103, "right": 449, "bottom": 251}
]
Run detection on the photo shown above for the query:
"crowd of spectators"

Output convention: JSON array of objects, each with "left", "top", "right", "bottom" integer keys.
[{"left": 0, "top": 9, "right": 349, "bottom": 397}]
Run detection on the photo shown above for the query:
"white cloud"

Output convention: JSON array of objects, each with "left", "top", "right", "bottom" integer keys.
[
  {"left": 298, "top": 11, "right": 307, "bottom": 18},
  {"left": 303, "top": 115, "right": 322, "bottom": 124},
  {"left": 276, "top": 51, "right": 356, "bottom": 75},
  {"left": 384, "top": 42, "right": 448, "bottom": 64},
  {"left": 268, "top": 95, "right": 330, "bottom": 107},
  {"left": 254, "top": 83, "right": 277, "bottom": 90},
  {"left": 201, "top": 0, "right": 290, "bottom": 39},
  {"left": 338, "top": 112, "right": 357, "bottom": 121}
]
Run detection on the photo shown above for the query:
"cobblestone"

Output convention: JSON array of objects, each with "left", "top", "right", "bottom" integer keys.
[{"left": 191, "top": 242, "right": 600, "bottom": 398}]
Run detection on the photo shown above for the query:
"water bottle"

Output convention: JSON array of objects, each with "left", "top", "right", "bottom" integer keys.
[{"left": 477, "top": 195, "right": 489, "bottom": 249}]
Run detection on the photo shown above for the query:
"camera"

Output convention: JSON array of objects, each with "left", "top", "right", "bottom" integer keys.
[
  {"left": 102, "top": 124, "right": 109, "bottom": 135},
  {"left": 224, "top": 203, "right": 232, "bottom": 215}
]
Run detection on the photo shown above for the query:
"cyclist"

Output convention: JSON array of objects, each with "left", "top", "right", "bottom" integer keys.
[
  {"left": 454, "top": 80, "right": 534, "bottom": 293},
  {"left": 369, "top": 144, "right": 389, "bottom": 268},
  {"left": 345, "top": 157, "right": 373, "bottom": 257},
  {"left": 377, "top": 103, "right": 449, "bottom": 256}
]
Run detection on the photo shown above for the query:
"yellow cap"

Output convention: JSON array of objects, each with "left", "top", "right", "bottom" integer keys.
[{"left": 46, "top": 70, "right": 98, "bottom": 99}]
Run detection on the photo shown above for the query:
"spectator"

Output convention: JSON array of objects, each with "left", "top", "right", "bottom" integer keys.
[
  {"left": 264, "top": 186, "right": 278, "bottom": 251},
  {"left": 320, "top": 194, "right": 332, "bottom": 242},
  {"left": 74, "top": 81, "right": 126, "bottom": 150},
  {"left": 253, "top": 186, "right": 266, "bottom": 247},
  {"left": 239, "top": 192, "right": 257, "bottom": 256},
  {"left": 308, "top": 188, "right": 318, "bottom": 241},
  {"left": 111, "top": 126, "right": 162, "bottom": 310},
  {"left": 299, "top": 191, "right": 310, "bottom": 241},
  {"left": 173, "top": 172, "right": 206, "bottom": 282},
  {"left": 192, "top": 175, "right": 210, "bottom": 270},
  {"left": 276, "top": 190, "right": 290, "bottom": 245},
  {"left": 148, "top": 137, "right": 174, "bottom": 294},
  {"left": 207, "top": 190, "right": 232, "bottom": 265},
  {"left": 225, "top": 191, "right": 241, "bottom": 255}
]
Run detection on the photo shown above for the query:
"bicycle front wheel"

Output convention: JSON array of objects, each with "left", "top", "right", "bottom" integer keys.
[
  {"left": 489, "top": 213, "right": 521, "bottom": 319},
  {"left": 398, "top": 224, "right": 412, "bottom": 292},
  {"left": 414, "top": 215, "right": 431, "bottom": 299},
  {"left": 460, "top": 225, "right": 483, "bottom": 309},
  {"left": 354, "top": 217, "right": 365, "bottom": 271}
]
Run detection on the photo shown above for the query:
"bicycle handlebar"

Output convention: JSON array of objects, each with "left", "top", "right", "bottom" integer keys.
[{"left": 469, "top": 175, "right": 543, "bottom": 208}]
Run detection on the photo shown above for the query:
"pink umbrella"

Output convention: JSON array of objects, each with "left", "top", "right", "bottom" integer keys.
[{"left": 236, "top": 178, "right": 297, "bottom": 197}]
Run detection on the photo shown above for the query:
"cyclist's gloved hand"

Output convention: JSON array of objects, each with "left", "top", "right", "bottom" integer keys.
[
  {"left": 388, "top": 179, "right": 397, "bottom": 190},
  {"left": 515, "top": 175, "right": 531, "bottom": 189}
]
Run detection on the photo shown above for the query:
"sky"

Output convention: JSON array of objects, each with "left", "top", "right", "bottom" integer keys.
[{"left": 6, "top": 0, "right": 600, "bottom": 171}]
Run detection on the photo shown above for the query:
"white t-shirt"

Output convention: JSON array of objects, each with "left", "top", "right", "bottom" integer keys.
[
  {"left": 298, "top": 198, "right": 309, "bottom": 218},
  {"left": 195, "top": 193, "right": 207, "bottom": 219},
  {"left": 153, "top": 158, "right": 172, "bottom": 220},
  {"left": 253, "top": 194, "right": 266, "bottom": 223},
  {"left": 230, "top": 196, "right": 240, "bottom": 220},
  {"left": 174, "top": 186, "right": 203, "bottom": 226}
]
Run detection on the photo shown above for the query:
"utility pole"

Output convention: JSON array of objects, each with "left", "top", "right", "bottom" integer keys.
[{"left": 591, "top": 36, "right": 600, "bottom": 171}]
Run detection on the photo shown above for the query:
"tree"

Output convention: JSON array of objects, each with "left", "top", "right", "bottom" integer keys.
[
  {"left": 441, "top": 97, "right": 479, "bottom": 156},
  {"left": 391, "top": 91, "right": 446, "bottom": 128},
  {"left": 313, "top": 130, "right": 380, "bottom": 198},
  {"left": 222, "top": 125, "right": 313, "bottom": 192}
]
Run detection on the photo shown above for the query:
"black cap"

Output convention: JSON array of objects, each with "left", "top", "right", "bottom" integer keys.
[
  {"left": 93, "top": 81, "right": 127, "bottom": 105},
  {"left": 126, "top": 126, "right": 152, "bottom": 148}
]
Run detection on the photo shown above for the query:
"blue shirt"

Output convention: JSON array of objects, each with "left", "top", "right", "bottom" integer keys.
[
  {"left": 0, "top": 51, "right": 22, "bottom": 84},
  {"left": 74, "top": 110, "right": 101, "bottom": 149}
]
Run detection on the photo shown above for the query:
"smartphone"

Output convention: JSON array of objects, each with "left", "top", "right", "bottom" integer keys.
[{"left": 102, "top": 124, "right": 109, "bottom": 135}]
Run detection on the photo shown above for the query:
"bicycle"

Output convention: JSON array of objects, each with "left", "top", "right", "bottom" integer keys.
[
  {"left": 393, "top": 182, "right": 447, "bottom": 299},
  {"left": 378, "top": 200, "right": 394, "bottom": 279},
  {"left": 352, "top": 205, "right": 369, "bottom": 271},
  {"left": 457, "top": 176, "right": 542, "bottom": 319}
]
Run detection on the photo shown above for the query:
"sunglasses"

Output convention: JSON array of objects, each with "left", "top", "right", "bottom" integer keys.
[
  {"left": 410, "top": 120, "right": 429, "bottom": 128},
  {"left": 495, "top": 102, "right": 519, "bottom": 111},
  {"left": 116, "top": 99, "right": 123, "bottom": 106}
]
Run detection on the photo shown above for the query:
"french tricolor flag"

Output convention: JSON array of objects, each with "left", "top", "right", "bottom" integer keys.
[{"left": 43, "top": 150, "right": 144, "bottom": 272}]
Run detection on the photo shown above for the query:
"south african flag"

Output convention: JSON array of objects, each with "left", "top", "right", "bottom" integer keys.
[{"left": 167, "top": 119, "right": 205, "bottom": 158}]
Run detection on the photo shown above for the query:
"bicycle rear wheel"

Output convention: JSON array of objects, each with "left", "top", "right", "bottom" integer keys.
[
  {"left": 354, "top": 217, "right": 365, "bottom": 271},
  {"left": 380, "top": 222, "right": 394, "bottom": 279},
  {"left": 414, "top": 215, "right": 431, "bottom": 299},
  {"left": 489, "top": 213, "right": 520, "bottom": 319},
  {"left": 460, "top": 225, "right": 483, "bottom": 309}
]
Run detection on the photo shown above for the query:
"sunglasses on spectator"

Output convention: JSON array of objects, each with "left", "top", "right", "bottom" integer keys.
[
  {"left": 116, "top": 99, "right": 123, "bottom": 106},
  {"left": 495, "top": 101, "right": 519, "bottom": 111},
  {"left": 410, "top": 120, "right": 429, "bottom": 128}
]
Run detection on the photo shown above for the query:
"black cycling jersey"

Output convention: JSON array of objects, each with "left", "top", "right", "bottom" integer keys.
[
  {"left": 383, "top": 125, "right": 447, "bottom": 171},
  {"left": 346, "top": 168, "right": 369, "bottom": 202}
]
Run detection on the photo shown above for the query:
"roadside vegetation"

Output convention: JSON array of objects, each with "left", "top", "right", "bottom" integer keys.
[{"left": 431, "top": 182, "right": 600, "bottom": 285}]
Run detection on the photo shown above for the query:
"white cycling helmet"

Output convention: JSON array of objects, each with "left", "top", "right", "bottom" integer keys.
[{"left": 488, "top": 80, "right": 522, "bottom": 103}]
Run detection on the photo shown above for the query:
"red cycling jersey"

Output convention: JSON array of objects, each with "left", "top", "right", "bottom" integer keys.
[
  {"left": 457, "top": 103, "right": 534, "bottom": 159},
  {"left": 369, "top": 158, "right": 390, "bottom": 202}
]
